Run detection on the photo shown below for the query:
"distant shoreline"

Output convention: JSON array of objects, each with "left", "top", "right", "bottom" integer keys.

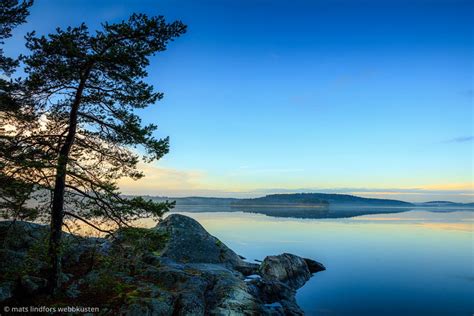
[{"left": 124, "top": 192, "right": 473, "bottom": 209}]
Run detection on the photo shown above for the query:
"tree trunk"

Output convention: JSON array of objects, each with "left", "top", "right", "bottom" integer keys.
[
  {"left": 47, "top": 71, "right": 90, "bottom": 293},
  {"left": 47, "top": 155, "right": 68, "bottom": 292}
]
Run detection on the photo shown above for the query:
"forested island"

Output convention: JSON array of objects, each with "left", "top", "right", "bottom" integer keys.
[
  {"left": 231, "top": 193, "right": 412, "bottom": 207},
  {"left": 139, "top": 193, "right": 474, "bottom": 219}
]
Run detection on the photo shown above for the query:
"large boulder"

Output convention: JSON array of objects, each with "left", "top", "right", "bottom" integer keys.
[
  {"left": 259, "top": 253, "right": 325, "bottom": 289},
  {"left": 154, "top": 214, "right": 258, "bottom": 274}
]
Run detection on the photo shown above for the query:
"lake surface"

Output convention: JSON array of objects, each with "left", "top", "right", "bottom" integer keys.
[{"left": 160, "top": 209, "right": 473, "bottom": 316}]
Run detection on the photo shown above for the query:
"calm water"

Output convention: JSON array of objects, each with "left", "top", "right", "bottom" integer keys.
[{"left": 161, "top": 210, "right": 473, "bottom": 316}]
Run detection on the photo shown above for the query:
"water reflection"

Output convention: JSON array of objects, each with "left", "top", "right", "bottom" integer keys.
[
  {"left": 169, "top": 210, "right": 473, "bottom": 316},
  {"left": 64, "top": 208, "right": 473, "bottom": 315},
  {"left": 172, "top": 203, "right": 473, "bottom": 220}
]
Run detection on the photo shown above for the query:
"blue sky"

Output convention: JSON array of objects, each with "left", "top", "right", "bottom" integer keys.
[{"left": 5, "top": 0, "right": 473, "bottom": 201}]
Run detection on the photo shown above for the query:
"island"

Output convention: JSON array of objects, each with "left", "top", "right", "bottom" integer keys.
[{"left": 138, "top": 193, "right": 473, "bottom": 219}]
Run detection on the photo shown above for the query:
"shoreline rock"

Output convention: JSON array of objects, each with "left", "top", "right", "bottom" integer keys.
[
  {"left": 0, "top": 215, "right": 325, "bottom": 315},
  {"left": 153, "top": 214, "right": 259, "bottom": 275}
]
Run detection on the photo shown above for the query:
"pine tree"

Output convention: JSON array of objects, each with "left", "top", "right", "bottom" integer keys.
[{"left": 0, "top": 13, "right": 186, "bottom": 292}]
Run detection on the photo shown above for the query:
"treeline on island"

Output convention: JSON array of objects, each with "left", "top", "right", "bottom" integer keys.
[
  {"left": 230, "top": 193, "right": 412, "bottom": 208},
  {"left": 141, "top": 193, "right": 474, "bottom": 209},
  {"left": 140, "top": 193, "right": 415, "bottom": 208},
  {"left": 134, "top": 193, "right": 473, "bottom": 219},
  {"left": 231, "top": 193, "right": 330, "bottom": 207}
]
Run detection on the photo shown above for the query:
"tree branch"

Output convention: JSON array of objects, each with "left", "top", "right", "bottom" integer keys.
[{"left": 63, "top": 211, "right": 114, "bottom": 234}]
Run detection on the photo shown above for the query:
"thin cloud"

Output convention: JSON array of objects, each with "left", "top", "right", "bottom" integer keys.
[
  {"left": 118, "top": 163, "right": 205, "bottom": 194},
  {"left": 117, "top": 162, "right": 473, "bottom": 202},
  {"left": 229, "top": 167, "right": 305, "bottom": 176},
  {"left": 460, "top": 89, "right": 473, "bottom": 98},
  {"left": 441, "top": 136, "right": 473, "bottom": 144},
  {"left": 253, "top": 186, "right": 474, "bottom": 196}
]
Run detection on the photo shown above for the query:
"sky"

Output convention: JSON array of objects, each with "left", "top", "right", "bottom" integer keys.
[{"left": 4, "top": 0, "right": 473, "bottom": 202}]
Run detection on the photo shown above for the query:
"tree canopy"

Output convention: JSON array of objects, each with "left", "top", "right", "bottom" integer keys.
[{"left": 0, "top": 10, "right": 186, "bottom": 290}]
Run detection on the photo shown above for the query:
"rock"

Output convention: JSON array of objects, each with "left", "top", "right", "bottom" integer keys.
[
  {"left": 262, "top": 301, "right": 285, "bottom": 315},
  {"left": 65, "top": 282, "right": 81, "bottom": 299},
  {"left": 60, "top": 273, "right": 73, "bottom": 284},
  {"left": 120, "top": 283, "right": 176, "bottom": 315},
  {"left": 121, "top": 297, "right": 174, "bottom": 316},
  {"left": 154, "top": 214, "right": 256, "bottom": 274},
  {"left": 304, "top": 258, "right": 326, "bottom": 273},
  {"left": 249, "top": 278, "right": 304, "bottom": 315},
  {"left": 174, "top": 292, "right": 206, "bottom": 315},
  {"left": 140, "top": 264, "right": 225, "bottom": 314},
  {"left": 259, "top": 253, "right": 313, "bottom": 289},
  {"left": 0, "top": 221, "right": 99, "bottom": 273},
  {"left": 0, "top": 217, "right": 325, "bottom": 315},
  {"left": 0, "top": 249, "right": 27, "bottom": 274},
  {"left": 20, "top": 275, "right": 47, "bottom": 295},
  {"left": 141, "top": 261, "right": 262, "bottom": 315},
  {"left": 206, "top": 270, "right": 263, "bottom": 315},
  {"left": 97, "top": 239, "right": 113, "bottom": 255},
  {"left": 235, "top": 263, "right": 259, "bottom": 276},
  {"left": 62, "top": 237, "right": 110, "bottom": 267},
  {"left": 143, "top": 265, "right": 201, "bottom": 290},
  {"left": 249, "top": 278, "right": 295, "bottom": 303},
  {"left": 0, "top": 281, "right": 14, "bottom": 302},
  {"left": 0, "top": 221, "right": 48, "bottom": 252}
]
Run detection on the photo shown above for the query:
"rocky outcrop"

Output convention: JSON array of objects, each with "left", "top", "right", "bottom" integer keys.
[
  {"left": 154, "top": 214, "right": 259, "bottom": 275},
  {"left": 139, "top": 214, "right": 325, "bottom": 315},
  {"left": 0, "top": 215, "right": 325, "bottom": 315},
  {"left": 0, "top": 220, "right": 109, "bottom": 300}
]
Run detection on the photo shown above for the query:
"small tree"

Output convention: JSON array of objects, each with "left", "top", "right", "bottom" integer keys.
[{"left": 0, "top": 13, "right": 186, "bottom": 292}]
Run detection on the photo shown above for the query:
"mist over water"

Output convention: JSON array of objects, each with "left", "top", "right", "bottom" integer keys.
[{"left": 149, "top": 209, "right": 474, "bottom": 315}]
